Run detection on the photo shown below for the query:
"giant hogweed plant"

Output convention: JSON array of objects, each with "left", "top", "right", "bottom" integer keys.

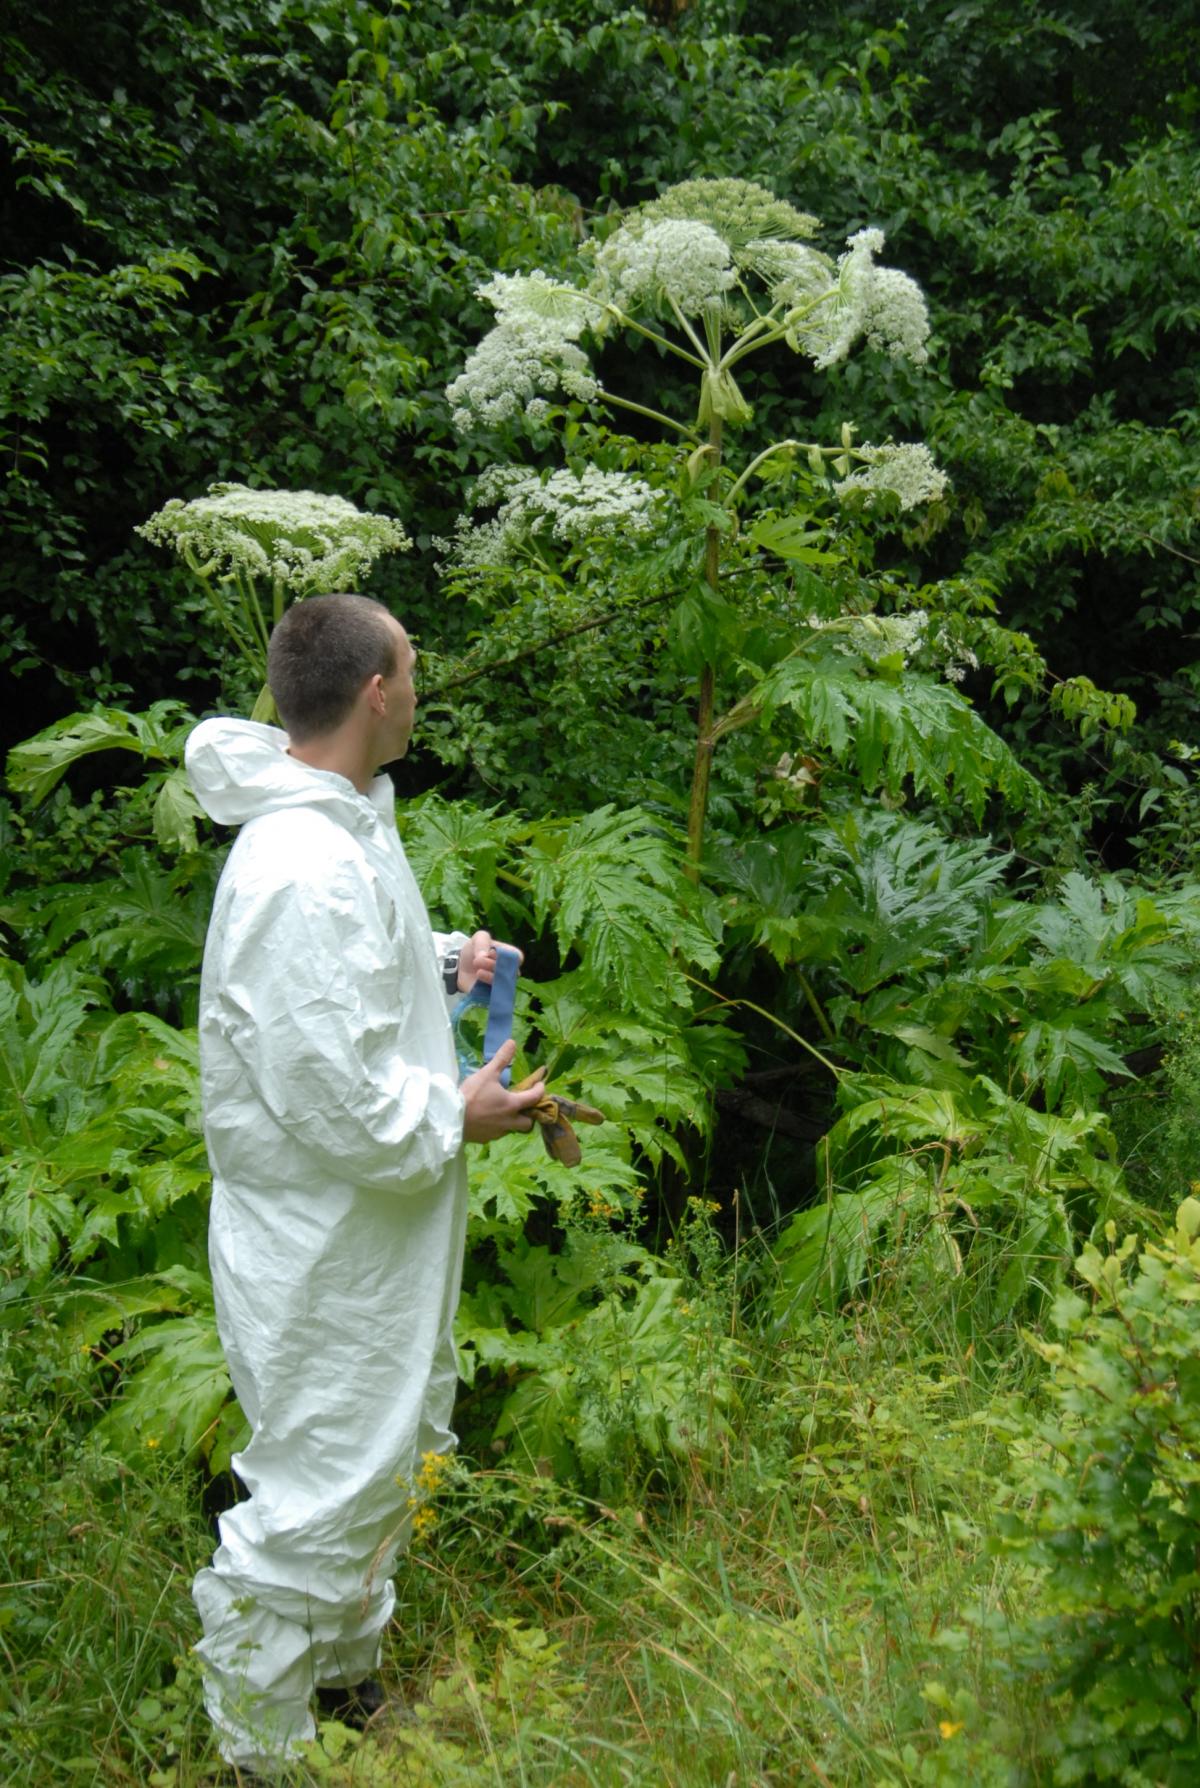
[
  {"left": 5, "top": 484, "right": 411, "bottom": 854},
  {"left": 440, "top": 177, "right": 1125, "bottom": 862}
]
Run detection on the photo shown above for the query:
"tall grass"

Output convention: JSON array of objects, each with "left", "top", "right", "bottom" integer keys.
[
  {"left": 6, "top": 1235, "right": 1056, "bottom": 1787},
  {"left": 0, "top": 1306, "right": 220, "bottom": 1785}
]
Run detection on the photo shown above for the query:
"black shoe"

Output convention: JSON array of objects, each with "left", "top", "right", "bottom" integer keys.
[{"left": 314, "top": 1678, "right": 388, "bottom": 1730}]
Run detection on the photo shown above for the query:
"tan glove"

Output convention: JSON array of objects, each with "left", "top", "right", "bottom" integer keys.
[{"left": 513, "top": 1072, "right": 605, "bottom": 1167}]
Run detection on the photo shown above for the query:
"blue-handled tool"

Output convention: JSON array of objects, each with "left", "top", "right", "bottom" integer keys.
[{"left": 450, "top": 941, "right": 520, "bottom": 1085}]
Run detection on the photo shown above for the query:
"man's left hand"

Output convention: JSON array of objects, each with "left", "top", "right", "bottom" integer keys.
[{"left": 458, "top": 930, "right": 523, "bottom": 991}]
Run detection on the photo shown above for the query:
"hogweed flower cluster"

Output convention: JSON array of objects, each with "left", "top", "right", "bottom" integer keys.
[
  {"left": 439, "top": 465, "right": 664, "bottom": 569},
  {"left": 932, "top": 623, "right": 982, "bottom": 685},
  {"left": 740, "top": 238, "right": 833, "bottom": 309},
  {"left": 593, "top": 217, "right": 738, "bottom": 318},
  {"left": 834, "top": 443, "right": 948, "bottom": 511},
  {"left": 811, "top": 609, "right": 931, "bottom": 666},
  {"left": 138, "top": 482, "right": 411, "bottom": 595},
  {"left": 448, "top": 178, "right": 932, "bottom": 434},
  {"left": 446, "top": 271, "right": 600, "bottom": 431}
]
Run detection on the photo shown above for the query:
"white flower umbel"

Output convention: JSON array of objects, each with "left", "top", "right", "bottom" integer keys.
[
  {"left": 442, "top": 466, "right": 664, "bottom": 569},
  {"left": 860, "top": 265, "right": 932, "bottom": 366},
  {"left": 786, "top": 229, "right": 881, "bottom": 368},
  {"left": 810, "top": 608, "right": 931, "bottom": 665},
  {"left": 481, "top": 269, "right": 594, "bottom": 332},
  {"left": 594, "top": 218, "right": 738, "bottom": 318},
  {"left": 786, "top": 229, "right": 930, "bottom": 370},
  {"left": 447, "top": 270, "right": 600, "bottom": 430},
  {"left": 637, "top": 177, "right": 819, "bottom": 250},
  {"left": 835, "top": 443, "right": 949, "bottom": 511},
  {"left": 137, "top": 483, "right": 411, "bottom": 592},
  {"left": 932, "top": 623, "right": 981, "bottom": 684}
]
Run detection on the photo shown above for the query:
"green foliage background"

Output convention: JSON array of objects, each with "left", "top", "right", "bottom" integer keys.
[
  {"left": 4, "top": 2, "right": 1200, "bottom": 1784},
  {"left": 4, "top": 0, "right": 1197, "bottom": 816}
]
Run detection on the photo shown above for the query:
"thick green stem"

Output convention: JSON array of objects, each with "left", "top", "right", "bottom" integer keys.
[
  {"left": 719, "top": 286, "right": 839, "bottom": 373},
  {"left": 682, "top": 973, "right": 843, "bottom": 1081},
  {"left": 602, "top": 390, "right": 695, "bottom": 436},
  {"left": 796, "top": 971, "right": 837, "bottom": 1045},
  {"left": 725, "top": 439, "right": 806, "bottom": 506},
  {"left": 685, "top": 413, "right": 724, "bottom": 876},
  {"left": 185, "top": 554, "right": 261, "bottom": 667},
  {"left": 234, "top": 570, "right": 272, "bottom": 666},
  {"left": 667, "top": 292, "right": 715, "bottom": 366},
  {"left": 686, "top": 662, "right": 716, "bottom": 879}
]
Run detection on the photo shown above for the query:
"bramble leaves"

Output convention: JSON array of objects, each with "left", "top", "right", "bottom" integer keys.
[{"left": 996, "top": 1212, "right": 1200, "bottom": 1782}]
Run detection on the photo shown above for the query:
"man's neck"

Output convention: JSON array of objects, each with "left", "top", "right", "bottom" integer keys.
[{"left": 287, "top": 731, "right": 377, "bottom": 794}]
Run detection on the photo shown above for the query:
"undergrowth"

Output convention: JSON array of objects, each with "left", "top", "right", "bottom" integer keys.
[
  {"left": 4, "top": 1252, "right": 1056, "bottom": 1788},
  {"left": 7, "top": 1112, "right": 1197, "bottom": 1787},
  {"left": 0, "top": 1307, "right": 212, "bottom": 1786}
]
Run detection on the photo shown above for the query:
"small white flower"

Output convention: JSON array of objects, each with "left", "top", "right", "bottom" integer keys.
[{"left": 932, "top": 625, "right": 980, "bottom": 684}]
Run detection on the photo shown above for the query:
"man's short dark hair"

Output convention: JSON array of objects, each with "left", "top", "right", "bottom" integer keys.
[{"left": 268, "top": 594, "right": 398, "bottom": 742}]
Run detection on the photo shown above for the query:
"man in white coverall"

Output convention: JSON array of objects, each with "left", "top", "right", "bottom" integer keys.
[{"left": 185, "top": 593, "right": 545, "bottom": 1773}]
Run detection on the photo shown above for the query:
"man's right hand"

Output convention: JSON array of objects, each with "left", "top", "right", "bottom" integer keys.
[{"left": 461, "top": 1040, "right": 547, "bottom": 1143}]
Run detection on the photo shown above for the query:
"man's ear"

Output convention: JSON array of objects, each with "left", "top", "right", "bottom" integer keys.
[{"left": 366, "top": 672, "right": 386, "bottom": 714}]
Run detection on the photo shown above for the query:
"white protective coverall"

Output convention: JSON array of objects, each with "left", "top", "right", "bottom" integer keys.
[{"left": 186, "top": 717, "right": 469, "bottom": 1769}]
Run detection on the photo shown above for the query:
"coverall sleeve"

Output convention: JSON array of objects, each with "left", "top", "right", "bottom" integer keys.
[{"left": 211, "top": 854, "right": 465, "bottom": 1196}]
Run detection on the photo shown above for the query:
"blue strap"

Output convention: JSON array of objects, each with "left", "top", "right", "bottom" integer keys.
[{"left": 450, "top": 942, "right": 519, "bottom": 1085}]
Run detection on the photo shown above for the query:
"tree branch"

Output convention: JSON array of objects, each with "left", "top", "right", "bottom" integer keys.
[{"left": 420, "top": 587, "right": 675, "bottom": 699}]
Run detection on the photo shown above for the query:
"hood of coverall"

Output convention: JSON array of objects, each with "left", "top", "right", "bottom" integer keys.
[{"left": 185, "top": 716, "right": 394, "bottom": 830}]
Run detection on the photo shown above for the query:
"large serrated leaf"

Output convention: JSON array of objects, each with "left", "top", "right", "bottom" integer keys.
[
  {"left": 755, "top": 647, "right": 1041, "bottom": 817},
  {"left": 6, "top": 701, "right": 195, "bottom": 804}
]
